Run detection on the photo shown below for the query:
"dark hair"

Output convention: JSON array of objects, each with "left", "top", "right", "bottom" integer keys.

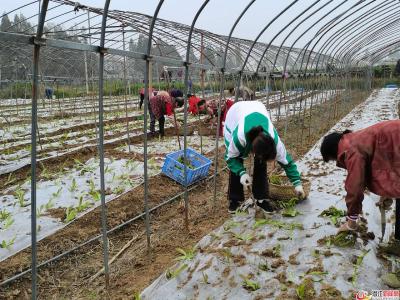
[
  {"left": 320, "top": 130, "right": 352, "bottom": 162},
  {"left": 197, "top": 99, "right": 206, "bottom": 107},
  {"left": 247, "top": 126, "right": 277, "bottom": 162},
  {"left": 174, "top": 97, "right": 184, "bottom": 108}
]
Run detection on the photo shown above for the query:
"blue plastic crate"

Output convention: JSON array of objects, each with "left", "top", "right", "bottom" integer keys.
[{"left": 161, "top": 148, "right": 212, "bottom": 186}]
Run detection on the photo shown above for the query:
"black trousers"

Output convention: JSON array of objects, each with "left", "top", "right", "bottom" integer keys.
[
  {"left": 139, "top": 94, "right": 144, "bottom": 109},
  {"left": 228, "top": 158, "right": 268, "bottom": 205},
  {"left": 158, "top": 115, "right": 165, "bottom": 137}
]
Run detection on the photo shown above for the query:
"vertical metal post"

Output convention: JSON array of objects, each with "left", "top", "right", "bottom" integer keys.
[
  {"left": 143, "top": 0, "right": 165, "bottom": 250},
  {"left": 122, "top": 28, "right": 131, "bottom": 153},
  {"left": 31, "top": 1, "right": 49, "bottom": 298},
  {"left": 395, "top": 198, "right": 400, "bottom": 240},
  {"left": 212, "top": 0, "right": 256, "bottom": 205},
  {"left": 98, "top": 0, "right": 111, "bottom": 291},
  {"left": 183, "top": 0, "right": 210, "bottom": 227}
]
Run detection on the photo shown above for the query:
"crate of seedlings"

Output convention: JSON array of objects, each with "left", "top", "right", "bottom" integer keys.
[
  {"left": 268, "top": 174, "right": 310, "bottom": 201},
  {"left": 162, "top": 148, "right": 212, "bottom": 186}
]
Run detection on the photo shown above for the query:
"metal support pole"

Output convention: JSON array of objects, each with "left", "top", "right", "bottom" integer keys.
[
  {"left": 98, "top": 0, "right": 111, "bottom": 292},
  {"left": 122, "top": 29, "right": 131, "bottom": 153},
  {"left": 143, "top": 0, "right": 165, "bottom": 250},
  {"left": 183, "top": 0, "right": 210, "bottom": 227},
  {"left": 395, "top": 198, "right": 400, "bottom": 241},
  {"left": 31, "top": 1, "right": 49, "bottom": 298}
]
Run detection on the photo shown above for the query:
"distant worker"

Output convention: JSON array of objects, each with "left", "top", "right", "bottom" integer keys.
[
  {"left": 228, "top": 86, "right": 255, "bottom": 101},
  {"left": 45, "top": 87, "right": 53, "bottom": 100},
  {"left": 169, "top": 87, "right": 183, "bottom": 100},
  {"left": 320, "top": 120, "right": 400, "bottom": 237},
  {"left": 149, "top": 91, "right": 184, "bottom": 137},
  {"left": 224, "top": 100, "right": 305, "bottom": 213}
]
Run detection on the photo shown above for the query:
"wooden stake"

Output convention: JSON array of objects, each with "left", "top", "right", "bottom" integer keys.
[{"left": 89, "top": 234, "right": 139, "bottom": 282}]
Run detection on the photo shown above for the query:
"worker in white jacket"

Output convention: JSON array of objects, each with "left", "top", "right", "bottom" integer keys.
[{"left": 223, "top": 100, "right": 305, "bottom": 213}]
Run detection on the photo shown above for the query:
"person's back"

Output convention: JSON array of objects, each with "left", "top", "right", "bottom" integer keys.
[
  {"left": 224, "top": 100, "right": 269, "bottom": 133},
  {"left": 337, "top": 120, "right": 400, "bottom": 198}
]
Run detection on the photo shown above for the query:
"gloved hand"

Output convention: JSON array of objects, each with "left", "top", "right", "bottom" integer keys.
[
  {"left": 294, "top": 185, "right": 306, "bottom": 200},
  {"left": 338, "top": 219, "right": 358, "bottom": 233},
  {"left": 240, "top": 173, "right": 252, "bottom": 189}
]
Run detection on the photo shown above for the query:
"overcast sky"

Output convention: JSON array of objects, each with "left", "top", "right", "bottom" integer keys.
[{"left": 1, "top": 0, "right": 386, "bottom": 50}]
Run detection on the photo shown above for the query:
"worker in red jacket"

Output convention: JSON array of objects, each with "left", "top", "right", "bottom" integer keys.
[
  {"left": 320, "top": 120, "right": 400, "bottom": 239},
  {"left": 149, "top": 91, "right": 183, "bottom": 137}
]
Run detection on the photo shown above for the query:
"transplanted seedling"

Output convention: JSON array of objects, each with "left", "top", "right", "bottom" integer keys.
[
  {"left": 68, "top": 178, "right": 78, "bottom": 192},
  {"left": 14, "top": 187, "right": 28, "bottom": 207},
  {"left": 319, "top": 206, "right": 346, "bottom": 226},
  {"left": 76, "top": 196, "right": 92, "bottom": 212},
  {"left": 240, "top": 275, "right": 260, "bottom": 291},
  {"left": 166, "top": 263, "right": 188, "bottom": 279},
  {"left": 175, "top": 247, "right": 196, "bottom": 261},
  {"left": 202, "top": 272, "right": 210, "bottom": 284},
  {"left": 230, "top": 231, "right": 254, "bottom": 242},
  {"left": 65, "top": 207, "right": 77, "bottom": 223},
  {"left": 223, "top": 220, "right": 240, "bottom": 231},
  {"left": 0, "top": 209, "right": 11, "bottom": 222},
  {"left": 350, "top": 249, "right": 370, "bottom": 286},
  {"left": 0, "top": 236, "right": 16, "bottom": 249},
  {"left": 2, "top": 215, "right": 14, "bottom": 230}
]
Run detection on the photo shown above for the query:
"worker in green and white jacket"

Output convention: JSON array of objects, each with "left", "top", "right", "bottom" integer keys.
[{"left": 223, "top": 100, "right": 305, "bottom": 213}]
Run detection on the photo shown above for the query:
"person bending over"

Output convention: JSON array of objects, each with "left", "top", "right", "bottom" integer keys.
[
  {"left": 224, "top": 100, "right": 305, "bottom": 213},
  {"left": 320, "top": 120, "right": 400, "bottom": 235}
]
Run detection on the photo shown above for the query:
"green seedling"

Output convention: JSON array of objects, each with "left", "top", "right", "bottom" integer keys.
[
  {"left": 221, "top": 248, "right": 233, "bottom": 262},
  {"left": 68, "top": 178, "right": 78, "bottom": 192},
  {"left": 224, "top": 220, "right": 240, "bottom": 231},
  {"left": 253, "top": 219, "right": 268, "bottom": 229},
  {"left": 273, "top": 244, "right": 282, "bottom": 257},
  {"left": 133, "top": 291, "right": 141, "bottom": 300},
  {"left": 296, "top": 282, "right": 306, "bottom": 300},
  {"left": 113, "top": 186, "right": 125, "bottom": 195},
  {"left": 14, "top": 187, "right": 28, "bottom": 207},
  {"left": 60, "top": 132, "right": 69, "bottom": 144},
  {"left": 52, "top": 187, "right": 62, "bottom": 199},
  {"left": 36, "top": 205, "right": 45, "bottom": 218},
  {"left": 263, "top": 218, "right": 304, "bottom": 231},
  {"left": 0, "top": 236, "right": 16, "bottom": 249},
  {"left": 234, "top": 210, "right": 248, "bottom": 217},
  {"left": 40, "top": 165, "right": 52, "bottom": 180},
  {"left": 89, "top": 179, "right": 96, "bottom": 193},
  {"left": 258, "top": 263, "right": 269, "bottom": 271},
  {"left": 90, "top": 191, "right": 101, "bottom": 202},
  {"left": 319, "top": 206, "right": 346, "bottom": 226},
  {"left": 65, "top": 207, "right": 77, "bottom": 223},
  {"left": 0, "top": 210, "right": 11, "bottom": 221},
  {"left": 282, "top": 206, "right": 301, "bottom": 217},
  {"left": 76, "top": 196, "right": 92, "bottom": 213},
  {"left": 3, "top": 216, "right": 14, "bottom": 230},
  {"left": 351, "top": 249, "right": 370, "bottom": 286},
  {"left": 277, "top": 197, "right": 298, "bottom": 209},
  {"left": 175, "top": 247, "right": 196, "bottom": 261},
  {"left": 5, "top": 172, "right": 16, "bottom": 185},
  {"left": 241, "top": 276, "right": 260, "bottom": 291},
  {"left": 202, "top": 272, "right": 210, "bottom": 284},
  {"left": 231, "top": 231, "right": 254, "bottom": 242},
  {"left": 166, "top": 263, "right": 188, "bottom": 279},
  {"left": 311, "top": 249, "right": 320, "bottom": 258},
  {"left": 269, "top": 174, "right": 282, "bottom": 185},
  {"left": 332, "top": 232, "right": 357, "bottom": 248}
]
